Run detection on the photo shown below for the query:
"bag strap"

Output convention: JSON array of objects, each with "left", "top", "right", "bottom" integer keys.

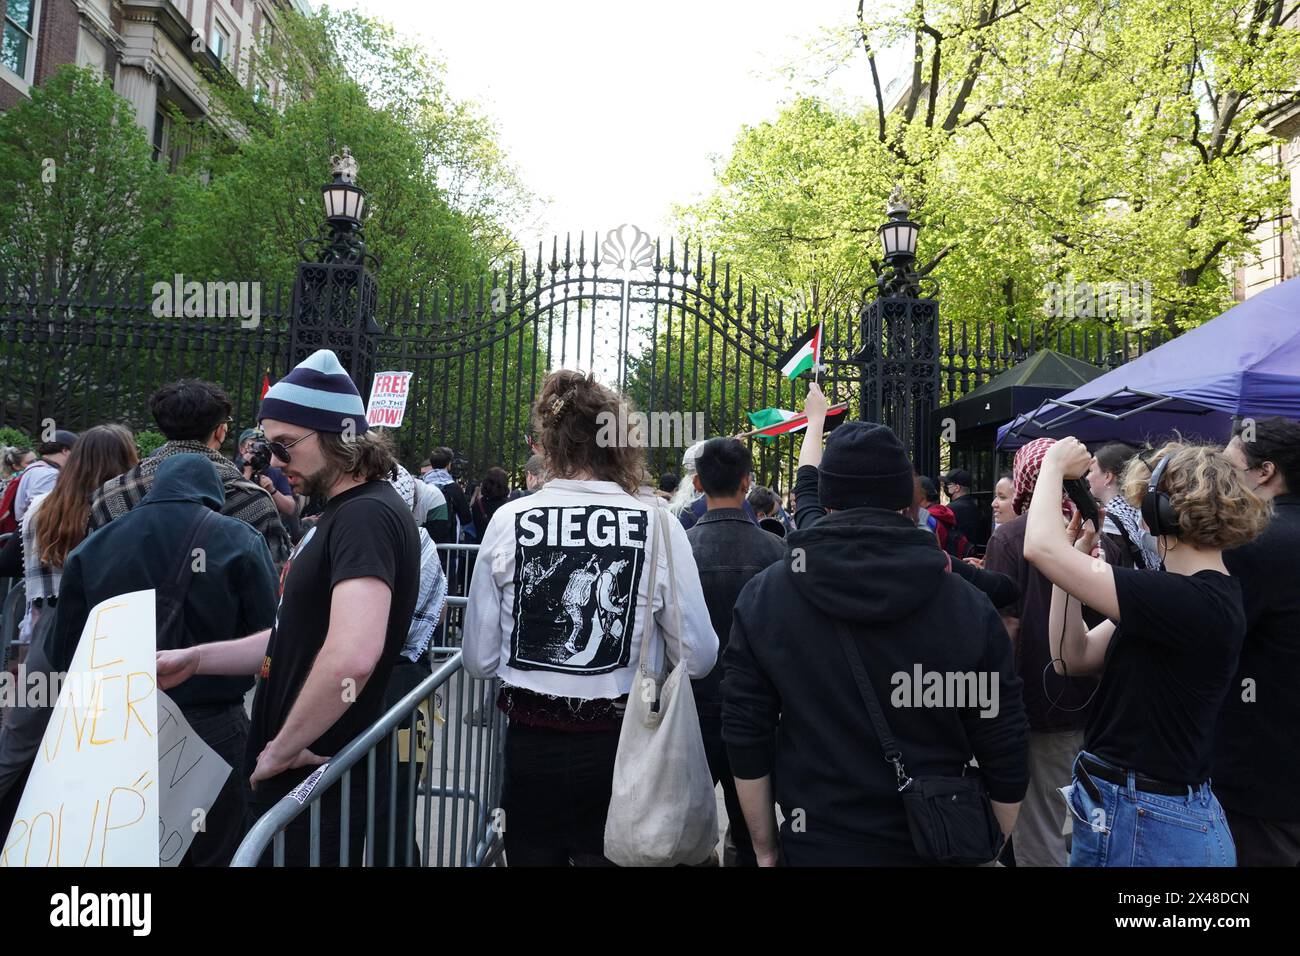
[
  {"left": 832, "top": 619, "right": 912, "bottom": 791},
  {"left": 636, "top": 503, "right": 684, "bottom": 686},
  {"left": 159, "top": 508, "right": 219, "bottom": 640},
  {"left": 636, "top": 504, "right": 664, "bottom": 679}
]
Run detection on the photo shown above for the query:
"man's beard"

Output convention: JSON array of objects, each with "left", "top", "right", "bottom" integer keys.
[{"left": 297, "top": 460, "right": 344, "bottom": 499}]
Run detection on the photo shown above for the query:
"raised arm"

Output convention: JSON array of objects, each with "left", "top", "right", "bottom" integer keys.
[
  {"left": 1022, "top": 438, "right": 1120, "bottom": 622},
  {"left": 796, "top": 382, "right": 829, "bottom": 471}
]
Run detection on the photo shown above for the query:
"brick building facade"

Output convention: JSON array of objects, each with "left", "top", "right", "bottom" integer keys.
[{"left": 1, "top": 0, "right": 309, "bottom": 160}]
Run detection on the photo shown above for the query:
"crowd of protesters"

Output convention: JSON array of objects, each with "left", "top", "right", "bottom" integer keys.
[{"left": 0, "top": 348, "right": 1295, "bottom": 869}]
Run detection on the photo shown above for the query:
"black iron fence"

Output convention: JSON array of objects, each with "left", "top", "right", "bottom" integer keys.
[
  {"left": 1, "top": 249, "right": 1168, "bottom": 497},
  {"left": 0, "top": 271, "right": 292, "bottom": 441},
  {"left": 938, "top": 318, "right": 1167, "bottom": 403}
]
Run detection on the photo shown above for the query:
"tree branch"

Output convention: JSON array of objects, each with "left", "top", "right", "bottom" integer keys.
[{"left": 857, "top": 0, "right": 888, "bottom": 143}]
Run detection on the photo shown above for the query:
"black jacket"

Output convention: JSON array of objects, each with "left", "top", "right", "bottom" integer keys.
[
  {"left": 1214, "top": 493, "right": 1300, "bottom": 820},
  {"left": 722, "top": 507, "right": 1028, "bottom": 864},
  {"left": 686, "top": 507, "right": 785, "bottom": 723},
  {"left": 949, "top": 493, "right": 985, "bottom": 547}
]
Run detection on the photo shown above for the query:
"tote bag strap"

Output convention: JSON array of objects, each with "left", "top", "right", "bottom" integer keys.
[{"left": 636, "top": 502, "right": 684, "bottom": 684}]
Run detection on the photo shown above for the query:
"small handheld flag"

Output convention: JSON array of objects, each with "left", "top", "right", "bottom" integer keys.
[
  {"left": 777, "top": 323, "right": 822, "bottom": 381},
  {"left": 743, "top": 402, "right": 847, "bottom": 440}
]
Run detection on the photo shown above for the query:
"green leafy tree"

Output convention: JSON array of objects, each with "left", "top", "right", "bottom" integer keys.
[
  {"left": 0, "top": 66, "right": 172, "bottom": 294},
  {"left": 134, "top": 429, "right": 167, "bottom": 459},
  {"left": 0, "top": 66, "right": 174, "bottom": 430},
  {"left": 159, "top": 8, "right": 532, "bottom": 294},
  {"left": 677, "top": 0, "right": 1300, "bottom": 350}
]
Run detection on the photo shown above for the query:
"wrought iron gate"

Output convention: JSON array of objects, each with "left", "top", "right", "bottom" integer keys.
[{"left": 366, "top": 224, "right": 900, "bottom": 496}]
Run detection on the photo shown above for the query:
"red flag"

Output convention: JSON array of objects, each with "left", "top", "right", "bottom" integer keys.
[{"left": 260, "top": 374, "right": 271, "bottom": 399}]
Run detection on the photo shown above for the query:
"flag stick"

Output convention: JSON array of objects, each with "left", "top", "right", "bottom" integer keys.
[{"left": 736, "top": 402, "right": 849, "bottom": 440}]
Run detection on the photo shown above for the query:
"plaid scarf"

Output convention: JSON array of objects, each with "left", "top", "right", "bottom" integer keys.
[
  {"left": 1012, "top": 437, "right": 1074, "bottom": 519},
  {"left": 88, "top": 440, "right": 292, "bottom": 566}
]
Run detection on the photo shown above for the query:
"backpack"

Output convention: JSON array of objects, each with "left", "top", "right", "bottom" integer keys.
[
  {"left": 0, "top": 473, "right": 24, "bottom": 537},
  {"left": 941, "top": 525, "right": 974, "bottom": 561}
]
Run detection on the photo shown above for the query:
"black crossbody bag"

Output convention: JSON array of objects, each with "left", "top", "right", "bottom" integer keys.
[{"left": 834, "top": 622, "right": 1005, "bottom": 866}]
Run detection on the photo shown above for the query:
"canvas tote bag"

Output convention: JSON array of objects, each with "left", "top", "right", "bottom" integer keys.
[{"left": 603, "top": 502, "right": 718, "bottom": 866}]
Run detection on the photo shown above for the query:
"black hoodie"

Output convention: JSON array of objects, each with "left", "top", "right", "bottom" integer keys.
[{"left": 722, "top": 507, "right": 1029, "bottom": 864}]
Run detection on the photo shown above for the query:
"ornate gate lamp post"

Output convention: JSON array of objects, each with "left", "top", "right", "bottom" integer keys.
[
  {"left": 288, "top": 147, "right": 382, "bottom": 392},
  {"left": 319, "top": 147, "right": 371, "bottom": 263},
  {"left": 877, "top": 187, "right": 922, "bottom": 298},
  {"left": 858, "top": 185, "right": 941, "bottom": 478}
]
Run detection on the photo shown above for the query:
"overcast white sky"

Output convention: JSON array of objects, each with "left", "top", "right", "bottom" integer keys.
[{"left": 330, "top": 0, "right": 891, "bottom": 244}]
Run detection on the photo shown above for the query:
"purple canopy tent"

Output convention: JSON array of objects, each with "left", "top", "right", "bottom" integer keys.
[{"left": 998, "top": 277, "right": 1300, "bottom": 450}]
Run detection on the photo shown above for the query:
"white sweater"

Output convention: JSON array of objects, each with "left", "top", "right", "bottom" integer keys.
[{"left": 462, "top": 478, "right": 718, "bottom": 699}]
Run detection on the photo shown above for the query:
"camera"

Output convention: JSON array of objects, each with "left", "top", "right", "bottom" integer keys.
[{"left": 246, "top": 440, "right": 272, "bottom": 476}]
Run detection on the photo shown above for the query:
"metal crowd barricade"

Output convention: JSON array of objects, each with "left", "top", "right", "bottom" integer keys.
[
  {"left": 232, "top": 544, "right": 506, "bottom": 867},
  {"left": 436, "top": 542, "right": 479, "bottom": 648}
]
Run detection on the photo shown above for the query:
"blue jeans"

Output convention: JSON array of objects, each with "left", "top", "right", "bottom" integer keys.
[{"left": 1064, "top": 751, "right": 1236, "bottom": 867}]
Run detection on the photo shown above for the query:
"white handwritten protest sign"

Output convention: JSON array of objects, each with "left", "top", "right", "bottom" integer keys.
[
  {"left": 157, "top": 691, "right": 231, "bottom": 866},
  {"left": 366, "top": 371, "right": 413, "bottom": 427},
  {"left": 1, "top": 590, "right": 159, "bottom": 867}
]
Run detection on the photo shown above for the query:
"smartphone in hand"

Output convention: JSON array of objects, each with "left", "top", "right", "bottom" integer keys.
[{"left": 1063, "top": 477, "right": 1101, "bottom": 531}]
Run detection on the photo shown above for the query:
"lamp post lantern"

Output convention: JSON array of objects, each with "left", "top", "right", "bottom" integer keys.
[
  {"left": 876, "top": 185, "right": 922, "bottom": 298},
  {"left": 288, "top": 147, "right": 382, "bottom": 393}
]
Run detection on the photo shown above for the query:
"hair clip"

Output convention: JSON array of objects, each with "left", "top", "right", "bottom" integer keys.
[{"left": 549, "top": 395, "right": 567, "bottom": 419}]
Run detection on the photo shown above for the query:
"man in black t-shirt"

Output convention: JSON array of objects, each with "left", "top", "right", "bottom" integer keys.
[{"left": 158, "top": 350, "right": 419, "bottom": 866}]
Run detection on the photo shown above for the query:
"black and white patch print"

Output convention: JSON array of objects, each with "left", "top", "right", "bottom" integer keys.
[{"left": 508, "top": 505, "right": 649, "bottom": 674}]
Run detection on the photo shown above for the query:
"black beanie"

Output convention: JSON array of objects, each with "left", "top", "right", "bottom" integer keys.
[{"left": 818, "top": 421, "right": 915, "bottom": 511}]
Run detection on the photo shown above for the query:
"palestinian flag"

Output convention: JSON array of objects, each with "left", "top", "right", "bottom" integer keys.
[
  {"left": 777, "top": 323, "right": 822, "bottom": 380},
  {"left": 747, "top": 403, "right": 847, "bottom": 441}
]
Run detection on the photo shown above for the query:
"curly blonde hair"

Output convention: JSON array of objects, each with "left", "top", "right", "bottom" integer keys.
[{"left": 1121, "top": 441, "right": 1271, "bottom": 550}]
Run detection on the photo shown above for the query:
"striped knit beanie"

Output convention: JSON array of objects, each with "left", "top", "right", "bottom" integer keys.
[{"left": 259, "top": 350, "right": 369, "bottom": 434}]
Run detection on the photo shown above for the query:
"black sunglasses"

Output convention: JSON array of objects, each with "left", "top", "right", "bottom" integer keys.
[{"left": 266, "top": 431, "right": 316, "bottom": 464}]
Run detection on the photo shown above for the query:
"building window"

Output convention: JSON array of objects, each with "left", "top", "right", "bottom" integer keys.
[
  {"left": 152, "top": 109, "right": 167, "bottom": 163},
  {"left": 2, "top": 0, "right": 41, "bottom": 81},
  {"left": 210, "top": 23, "right": 230, "bottom": 66}
]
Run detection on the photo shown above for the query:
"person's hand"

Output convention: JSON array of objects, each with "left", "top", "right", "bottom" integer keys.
[
  {"left": 755, "top": 846, "right": 780, "bottom": 867},
  {"left": 1067, "top": 508, "right": 1104, "bottom": 558},
  {"left": 156, "top": 647, "right": 201, "bottom": 690},
  {"left": 1043, "top": 437, "right": 1092, "bottom": 479},
  {"left": 257, "top": 474, "right": 275, "bottom": 494},
  {"left": 242, "top": 464, "right": 255, "bottom": 481},
  {"left": 249, "top": 742, "right": 326, "bottom": 790},
  {"left": 803, "top": 382, "right": 829, "bottom": 421},
  {"left": 963, "top": 556, "right": 985, "bottom": 569}
]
